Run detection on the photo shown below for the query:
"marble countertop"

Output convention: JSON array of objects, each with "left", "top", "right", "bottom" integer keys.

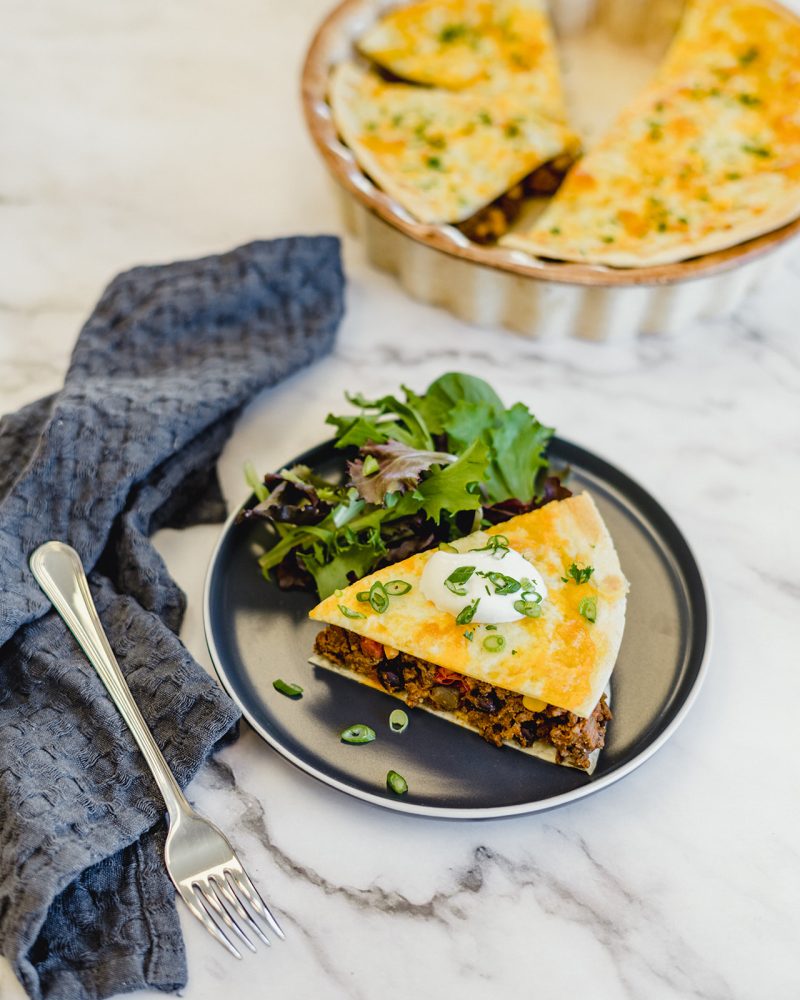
[{"left": 2, "top": 1, "right": 800, "bottom": 997}]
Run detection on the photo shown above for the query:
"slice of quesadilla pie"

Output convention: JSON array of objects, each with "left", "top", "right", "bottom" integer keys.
[
  {"left": 329, "top": 61, "right": 579, "bottom": 230},
  {"left": 309, "top": 493, "right": 628, "bottom": 772},
  {"left": 501, "top": 0, "right": 800, "bottom": 266},
  {"left": 356, "top": 0, "right": 567, "bottom": 122}
]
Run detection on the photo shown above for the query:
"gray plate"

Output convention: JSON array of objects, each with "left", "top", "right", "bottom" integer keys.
[{"left": 203, "top": 438, "right": 711, "bottom": 819}]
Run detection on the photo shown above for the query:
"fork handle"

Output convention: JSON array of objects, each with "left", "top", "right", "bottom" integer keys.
[{"left": 30, "top": 540, "right": 190, "bottom": 824}]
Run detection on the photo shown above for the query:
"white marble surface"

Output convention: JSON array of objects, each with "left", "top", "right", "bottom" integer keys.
[{"left": 3, "top": 1, "right": 800, "bottom": 997}]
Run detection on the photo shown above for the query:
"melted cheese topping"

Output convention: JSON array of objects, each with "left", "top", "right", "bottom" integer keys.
[
  {"left": 309, "top": 493, "right": 628, "bottom": 718},
  {"left": 329, "top": 61, "right": 577, "bottom": 224},
  {"left": 357, "top": 0, "right": 566, "bottom": 120},
  {"left": 501, "top": 0, "right": 800, "bottom": 266}
]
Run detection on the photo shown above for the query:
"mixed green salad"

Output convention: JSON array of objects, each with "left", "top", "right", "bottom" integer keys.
[{"left": 238, "top": 373, "right": 570, "bottom": 598}]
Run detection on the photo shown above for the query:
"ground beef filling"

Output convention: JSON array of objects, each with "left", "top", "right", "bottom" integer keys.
[
  {"left": 314, "top": 625, "right": 611, "bottom": 769},
  {"left": 457, "top": 153, "right": 575, "bottom": 244}
]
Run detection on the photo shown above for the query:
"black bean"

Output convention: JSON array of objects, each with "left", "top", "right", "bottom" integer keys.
[
  {"left": 377, "top": 664, "right": 405, "bottom": 692},
  {"left": 469, "top": 691, "right": 503, "bottom": 714},
  {"left": 518, "top": 720, "right": 538, "bottom": 747}
]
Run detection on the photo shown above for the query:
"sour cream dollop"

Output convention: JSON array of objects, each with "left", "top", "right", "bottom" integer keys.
[{"left": 420, "top": 544, "right": 548, "bottom": 624}]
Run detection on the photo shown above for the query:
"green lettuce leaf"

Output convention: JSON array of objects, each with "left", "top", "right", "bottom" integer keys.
[
  {"left": 393, "top": 438, "right": 489, "bottom": 523},
  {"left": 405, "top": 372, "right": 504, "bottom": 435}
]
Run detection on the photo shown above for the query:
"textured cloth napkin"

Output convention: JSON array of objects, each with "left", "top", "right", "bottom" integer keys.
[{"left": 0, "top": 236, "right": 345, "bottom": 999}]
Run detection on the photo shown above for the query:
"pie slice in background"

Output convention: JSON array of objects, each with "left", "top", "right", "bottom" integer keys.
[
  {"left": 356, "top": 0, "right": 568, "bottom": 122},
  {"left": 329, "top": 60, "right": 578, "bottom": 226},
  {"left": 501, "top": 0, "right": 800, "bottom": 266}
]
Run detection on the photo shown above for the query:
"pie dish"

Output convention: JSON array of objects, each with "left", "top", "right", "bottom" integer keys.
[{"left": 302, "top": 0, "right": 800, "bottom": 339}]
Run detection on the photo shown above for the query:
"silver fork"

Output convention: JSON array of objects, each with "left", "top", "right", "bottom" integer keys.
[{"left": 30, "top": 540, "right": 284, "bottom": 958}]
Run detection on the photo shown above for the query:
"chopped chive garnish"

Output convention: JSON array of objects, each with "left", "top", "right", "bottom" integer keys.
[
  {"left": 384, "top": 580, "right": 412, "bottom": 596},
  {"left": 356, "top": 591, "right": 371, "bottom": 602},
  {"left": 482, "top": 634, "right": 506, "bottom": 652},
  {"left": 369, "top": 581, "right": 389, "bottom": 614},
  {"left": 456, "top": 598, "right": 480, "bottom": 625},
  {"left": 340, "top": 724, "right": 376, "bottom": 744},
  {"left": 463, "top": 630, "right": 474, "bottom": 641},
  {"left": 578, "top": 596, "right": 598, "bottom": 623},
  {"left": 273, "top": 679, "right": 303, "bottom": 698},
  {"left": 339, "top": 604, "right": 366, "bottom": 619},
  {"left": 514, "top": 599, "right": 543, "bottom": 618},
  {"left": 386, "top": 770, "right": 408, "bottom": 795},
  {"left": 742, "top": 143, "right": 771, "bottom": 158},
  {"left": 485, "top": 624, "right": 497, "bottom": 631},
  {"left": 389, "top": 709, "right": 409, "bottom": 733},
  {"left": 444, "top": 565, "right": 475, "bottom": 595}
]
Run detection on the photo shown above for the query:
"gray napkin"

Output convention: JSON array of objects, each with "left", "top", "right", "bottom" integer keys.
[{"left": 0, "top": 236, "right": 345, "bottom": 999}]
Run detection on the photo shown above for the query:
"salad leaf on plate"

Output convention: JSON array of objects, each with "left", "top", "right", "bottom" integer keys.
[
  {"left": 348, "top": 440, "right": 457, "bottom": 504},
  {"left": 239, "top": 373, "right": 568, "bottom": 598}
]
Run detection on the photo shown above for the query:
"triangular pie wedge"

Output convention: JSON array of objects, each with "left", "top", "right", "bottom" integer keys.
[
  {"left": 309, "top": 493, "right": 629, "bottom": 770},
  {"left": 501, "top": 0, "right": 800, "bottom": 266},
  {"left": 329, "top": 61, "right": 578, "bottom": 225},
  {"left": 356, "top": 0, "right": 567, "bottom": 121}
]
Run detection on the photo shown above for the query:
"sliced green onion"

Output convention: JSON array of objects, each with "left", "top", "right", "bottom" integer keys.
[
  {"left": 273, "top": 679, "right": 303, "bottom": 698},
  {"left": 514, "top": 599, "right": 543, "bottom": 618},
  {"left": 369, "top": 581, "right": 389, "bottom": 614},
  {"left": 386, "top": 770, "right": 408, "bottom": 795},
  {"left": 481, "top": 571, "right": 521, "bottom": 594},
  {"left": 578, "top": 596, "right": 597, "bottom": 623},
  {"left": 463, "top": 630, "right": 474, "bottom": 641},
  {"left": 340, "top": 724, "right": 376, "bottom": 744},
  {"left": 482, "top": 634, "right": 506, "bottom": 652},
  {"left": 471, "top": 534, "right": 509, "bottom": 555},
  {"left": 389, "top": 709, "right": 409, "bottom": 733},
  {"left": 356, "top": 591, "right": 371, "bottom": 602},
  {"left": 339, "top": 604, "right": 366, "bottom": 619},
  {"left": 444, "top": 565, "right": 475, "bottom": 595},
  {"left": 456, "top": 598, "right": 480, "bottom": 625},
  {"left": 438, "top": 542, "right": 458, "bottom": 553},
  {"left": 385, "top": 580, "right": 412, "bottom": 596},
  {"left": 485, "top": 624, "right": 497, "bottom": 631}
]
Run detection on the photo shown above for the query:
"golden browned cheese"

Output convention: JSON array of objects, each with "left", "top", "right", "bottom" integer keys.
[
  {"left": 501, "top": 0, "right": 800, "bottom": 266},
  {"left": 309, "top": 493, "right": 628, "bottom": 719},
  {"left": 328, "top": 61, "right": 577, "bottom": 225},
  {"left": 356, "top": 0, "right": 567, "bottom": 120}
]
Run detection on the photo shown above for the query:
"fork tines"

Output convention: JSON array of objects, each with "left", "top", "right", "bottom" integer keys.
[{"left": 180, "top": 866, "right": 285, "bottom": 959}]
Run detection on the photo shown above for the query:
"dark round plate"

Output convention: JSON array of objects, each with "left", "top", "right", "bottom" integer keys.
[{"left": 204, "top": 438, "right": 711, "bottom": 819}]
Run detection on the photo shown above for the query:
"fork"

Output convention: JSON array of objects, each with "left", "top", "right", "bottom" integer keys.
[{"left": 30, "top": 540, "right": 284, "bottom": 958}]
